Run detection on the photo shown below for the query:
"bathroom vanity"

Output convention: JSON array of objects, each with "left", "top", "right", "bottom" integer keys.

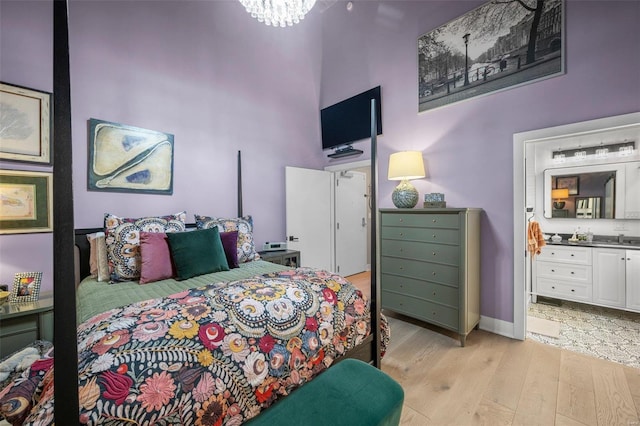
[{"left": 532, "top": 240, "right": 640, "bottom": 312}]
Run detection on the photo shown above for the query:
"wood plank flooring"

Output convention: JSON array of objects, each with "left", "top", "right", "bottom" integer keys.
[{"left": 346, "top": 272, "right": 640, "bottom": 426}]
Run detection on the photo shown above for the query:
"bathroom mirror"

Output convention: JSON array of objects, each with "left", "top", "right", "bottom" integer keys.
[{"left": 544, "top": 161, "right": 640, "bottom": 219}]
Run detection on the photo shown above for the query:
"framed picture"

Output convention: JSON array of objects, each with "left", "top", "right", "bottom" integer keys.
[
  {"left": 0, "top": 82, "right": 51, "bottom": 164},
  {"left": 418, "top": 0, "right": 564, "bottom": 112},
  {"left": 0, "top": 170, "right": 53, "bottom": 234},
  {"left": 556, "top": 175, "right": 579, "bottom": 195},
  {"left": 9, "top": 272, "right": 42, "bottom": 303},
  {"left": 88, "top": 118, "right": 174, "bottom": 195}
]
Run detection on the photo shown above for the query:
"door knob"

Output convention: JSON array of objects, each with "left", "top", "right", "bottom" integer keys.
[{"left": 288, "top": 236, "right": 299, "bottom": 242}]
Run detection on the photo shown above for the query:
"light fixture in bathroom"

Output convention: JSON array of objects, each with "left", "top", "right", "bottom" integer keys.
[
  {"left": 552, "top": 140, "right": 635, "bottom": 161},
  {"left": 595, "top": 147, "right": 609, "bottom": 159}
]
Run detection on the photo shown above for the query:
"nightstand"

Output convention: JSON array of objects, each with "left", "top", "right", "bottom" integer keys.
[
  {"left": 0, "top": 292, "right": 53, "bottom": 358},
  {"left": 259, "top": 250, "right": 300, "bottom": 268}
]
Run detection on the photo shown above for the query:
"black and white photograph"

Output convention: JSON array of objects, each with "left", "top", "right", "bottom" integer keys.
[{"left": 418, "top": 0, "right": 564, "bottom": 112}]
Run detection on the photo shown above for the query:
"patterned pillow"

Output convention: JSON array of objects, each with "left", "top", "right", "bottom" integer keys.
[
  {"left": 194, "top": 215, "right": 260, "bottom": 263},
  {"left": 104, "top": 212, "right": 186, "bottom": 282}
]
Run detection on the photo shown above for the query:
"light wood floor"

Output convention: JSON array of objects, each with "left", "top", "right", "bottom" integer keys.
[{"left": 347, "top": 272, "right": 640, "bottom": 426}]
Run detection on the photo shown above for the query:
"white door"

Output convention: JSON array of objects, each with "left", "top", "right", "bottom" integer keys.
[
  {"left": 335, "top": 171, "right": 367, "bottom": 276},
  {"left": 626, "top": 250, "right": 640, "bottom": 311},
  {"left": 593, "top": 248, "right": 626, "bottom": 308},
  {"left": 285, "top": 167, "right": 333, "bottom": 271}
]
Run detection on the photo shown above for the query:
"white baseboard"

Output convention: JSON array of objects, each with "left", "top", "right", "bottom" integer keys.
[{"left": 479, "top": 315, "right": 519, "bottom": 340}]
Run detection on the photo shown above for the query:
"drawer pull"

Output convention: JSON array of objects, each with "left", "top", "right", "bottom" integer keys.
[
  {"left": 432, "top": 234, "right": 437, "bottom": 239},
  {"left": 571, "top": 254, "right": 574, "bottom": 257},
  {"left": 570, "top": 271, "right": 574, "bottom": 275},
  {"left": 551, "top": 269, "right": 555, "bottom": 272},
  {"left": 433, "top": 292, "right": 437, "bottom": 296},
  {"left": 551, "top": 286, "right": 555, "bottom": 289},
  {"left": 432, "top": 311, "right": 437, "bottom": 316},
  {"left": 571, "top": 289, "right": 575, "bottom": 292},
  {"left": 432, "top": 219, "right": 437, "bottom": 223},
  {"left": 399, "top": 232, "right": 404, "bottom": 237},
  {"left": 551, "top": 252, "right": 555, "bottom": 255},
  {"left": 432, "top": 252, "right": 437, "bottom": 256},
  {"left": 399, "top": 218, "right": 403, "bottom": 223},
  {"left": 432, "top": 271, "right": 436, "bottom": 276}
]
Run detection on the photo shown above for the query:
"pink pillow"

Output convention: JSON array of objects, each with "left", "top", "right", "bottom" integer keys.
[{"left": 139, "top": 232, "right": 174, "bottom": 284}]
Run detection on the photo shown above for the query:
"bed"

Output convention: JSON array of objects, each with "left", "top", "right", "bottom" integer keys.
[{"left": 1, "top": 139, "right": 385, "bottom": 425}]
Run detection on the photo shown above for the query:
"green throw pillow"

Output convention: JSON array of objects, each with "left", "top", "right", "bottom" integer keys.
[{"left": 167, "top": 228, "right": 229, "bottom": 280}]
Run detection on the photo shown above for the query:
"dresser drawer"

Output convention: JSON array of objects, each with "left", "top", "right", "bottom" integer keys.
[
  {"left": 537, "top": 246, "right": 591, "bottom": 265},
  {"left": 381, "top": 226, "right": 460, "bottom": 245},
  {"left": 382, "top": 290, "right": 459, "bottom": 330},
  {"left": 381, "top": 213, "right": 460, "bottom": 229},
  {"left": 381, "top": 274, "right": 458, "bottom": 307},
  {"left": 536, "top": 262, "right": 592, "bottom": 283},
  {"left": 381, "top": 256, "right": 460, "bottom": 287},
  {"left": 381, "top": 239, "right": 460, "bottom": 265},
  {"left": 536, "top": 277, "right": 592, "bottom": 302}
]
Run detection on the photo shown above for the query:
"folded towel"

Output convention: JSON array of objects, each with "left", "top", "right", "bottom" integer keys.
[{"left": 527, "top": 221, "right": 546, "bottom": 256}]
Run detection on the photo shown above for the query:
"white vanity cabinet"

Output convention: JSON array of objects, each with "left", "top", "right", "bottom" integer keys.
[
  {"left": 592, "top": 248, "right": 626, "bottom": 308},
  {"left": 534, "top": 245, "right": 592, "bottom": 303},
  {"left": 533, "top": 244, "right": 640, "bottom": 313},
  {"left": 627, "top": 250, "right": 640, "bottom": 311}
]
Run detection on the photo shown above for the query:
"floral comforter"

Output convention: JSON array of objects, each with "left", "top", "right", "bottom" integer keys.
[{"left": 1, "top": 268, "right": 387, "bottom": 425}]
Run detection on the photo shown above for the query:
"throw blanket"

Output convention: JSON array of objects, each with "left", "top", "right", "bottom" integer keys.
[{"left": 2, "top": 268, "right": 387, "bottom": 425}]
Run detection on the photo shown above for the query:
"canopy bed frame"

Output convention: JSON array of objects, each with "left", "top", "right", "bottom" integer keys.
[{"left": 51, "top": 3, "right": 381, "bottom": 423}]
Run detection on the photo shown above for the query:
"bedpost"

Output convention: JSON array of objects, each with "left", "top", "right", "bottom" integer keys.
[
  {"left": 238, "top": 150, "right": 243, "bottom": 217},
  {"left": 370, "top": 99, "right": 381, "bottom": 368},
  {"left": 53, "top": 0, "right": 80, "bottom": 422}
]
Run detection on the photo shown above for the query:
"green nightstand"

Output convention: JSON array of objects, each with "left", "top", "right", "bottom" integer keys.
[
  {"left": 258, "top": 250, "right": 300, "bottom": 268},
  {"left": 0, "top": 292, "right": 53, "bottom": 358}
]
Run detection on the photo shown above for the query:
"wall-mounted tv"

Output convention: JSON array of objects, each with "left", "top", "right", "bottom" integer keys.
[{"left": 320, "top": 86, "right": 382, "bottom": 152}]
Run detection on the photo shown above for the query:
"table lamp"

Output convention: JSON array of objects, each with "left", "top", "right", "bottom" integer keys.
[
  {"left": 388, "top": 151, "right": 425, "bottom": 208},
  {"left": 552, "top": 188, "right": 569, "bottom": 209}
]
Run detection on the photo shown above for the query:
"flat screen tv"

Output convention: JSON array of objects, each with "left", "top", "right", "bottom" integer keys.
[{"left": 321, "top": 86, "right": 382, "bottom": 152}]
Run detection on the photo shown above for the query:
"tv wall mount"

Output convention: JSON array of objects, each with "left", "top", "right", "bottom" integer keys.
[{"left": 327, "top": 145, "right": 363, "bottom": 159}]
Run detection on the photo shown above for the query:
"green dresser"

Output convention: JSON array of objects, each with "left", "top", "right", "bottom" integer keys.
[{"left": 379, "top": 208, "right": 481, "bottom": 346}]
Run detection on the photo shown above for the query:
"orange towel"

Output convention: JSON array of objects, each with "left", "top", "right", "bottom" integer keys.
[{"left": 527, "top": 221, "right": 546, "bottom": 256}]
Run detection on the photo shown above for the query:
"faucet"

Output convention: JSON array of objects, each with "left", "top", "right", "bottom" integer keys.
[{"left": 618, "top": 234, "right": 625, "bottom": 243}]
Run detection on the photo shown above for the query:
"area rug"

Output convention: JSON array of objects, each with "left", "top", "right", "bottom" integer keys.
[{"left": 528, "top": 301, "right": 640, "bottom": 369}]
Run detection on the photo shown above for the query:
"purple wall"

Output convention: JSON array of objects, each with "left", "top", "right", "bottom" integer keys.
[
  {"left": 320, "top": 0, "right": 640, "bottom": 323},
  {"left": 1, "top": 0, "right": 639, "bottom": 324},
  {"left": 1, "top": 1, "right": 325, "bottom": 292}
]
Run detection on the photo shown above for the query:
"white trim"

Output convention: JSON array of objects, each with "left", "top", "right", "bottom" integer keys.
[
  {"left": 479, "top": 315, "right": 515, "bottom": 339},
  {"left": 512, "top": 112, "right": 640, "bottom": 341}
]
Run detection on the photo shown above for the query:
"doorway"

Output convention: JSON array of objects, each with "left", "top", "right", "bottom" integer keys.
[
  {"left": 512, "top": 113, "right": 640, "bottom": 364},
  {"left": 285, "top": 160, "right": 371, "bottom": 275}
]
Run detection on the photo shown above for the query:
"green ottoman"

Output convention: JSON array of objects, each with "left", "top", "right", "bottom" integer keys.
[{"left": 246, "top": 358, "right": 404, "bottom": 426}]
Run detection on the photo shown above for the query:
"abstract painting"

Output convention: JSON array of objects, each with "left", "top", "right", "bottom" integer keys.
[{"left": 88, "top": 119, "right": 174, "bottom": 194}]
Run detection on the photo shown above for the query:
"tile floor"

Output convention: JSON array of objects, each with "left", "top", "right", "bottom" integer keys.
[{"left": 528, "top": 299, "right": 640, "bottom": 369}]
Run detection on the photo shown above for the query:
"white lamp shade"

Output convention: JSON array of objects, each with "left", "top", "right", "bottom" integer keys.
[{"left": 388, "top": 151, "right": 425, "bottom": 181}]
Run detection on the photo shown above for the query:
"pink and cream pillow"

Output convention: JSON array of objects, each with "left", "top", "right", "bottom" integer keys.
[{"left": 104, "top": 212, "right": 186, "bottom": 282}]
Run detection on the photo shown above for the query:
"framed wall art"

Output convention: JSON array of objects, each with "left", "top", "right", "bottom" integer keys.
[
  {"left": 0, "top": 170, "right": 53, "bottom": 234},
  {"left": 418, "top": 0, "right": 564, "bottom": 112},
  {"left": 0, "top": 82, "right": 51, "bottom": 164},
  {"left": 88, "top": 118, "right": 174, "bottom": 194},
  {"left": 556, "top": 175, "right": 579, "bottom": 195},
  {"left": 9, "top": 272, "right": 42, "bottom": 303}
]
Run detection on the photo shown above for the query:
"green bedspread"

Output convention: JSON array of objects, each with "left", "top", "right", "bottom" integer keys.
[{"left": 76, "top": 260, "right": 290, "bottom": 324}]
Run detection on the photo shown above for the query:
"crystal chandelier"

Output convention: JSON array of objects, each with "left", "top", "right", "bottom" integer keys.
[{"left": 239, "top": 0, "right": 317, "bottom": 27}]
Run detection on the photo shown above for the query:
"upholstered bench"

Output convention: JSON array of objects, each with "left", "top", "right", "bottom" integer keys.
[{"left": 246, "top": 358, "right": 404, "bottom": 426}]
